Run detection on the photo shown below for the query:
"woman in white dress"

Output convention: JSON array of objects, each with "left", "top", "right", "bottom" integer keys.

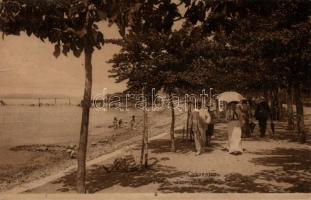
[{"left": 227, "top": 102, "right": 243, "bottom": 155}]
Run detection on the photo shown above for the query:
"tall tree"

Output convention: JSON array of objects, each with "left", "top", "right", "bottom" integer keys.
[
  {"left": 197, "top": 0, "right": 311, "bottom": 142},
  {"left": 1, "top": 0, "right": 214, "bottom": 191},
  {"left": 256, "top": 0, "right": 311, "bottom": 142},
  {"left": 0, "top": 0, "right": 141, "bottom": 193},
  {"left": 109, "top": 23, "right": 205, "bottom": 152}
]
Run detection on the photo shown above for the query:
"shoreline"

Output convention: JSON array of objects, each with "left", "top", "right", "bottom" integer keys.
[{"left": 0, "top": 111, "right": 186, "bottom": 193}]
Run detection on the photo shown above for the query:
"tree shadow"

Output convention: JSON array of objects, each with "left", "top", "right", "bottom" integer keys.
[
  {"left": 158, "top": 151, "right": 311, "bottom": 193},
  {"left": 249, "top": 147, "right": 311, "bottom": 192},
  {"left": 259, "top": 120, "right": 311, "bottom": 144},
  {"left": 26, "top": 126, "right": 311, "bottom": 193},
  {"left": 26, "top": 147, "right": 311, "bottom": 193},
  {"left": 47, "top": 161, "right": 281, "bottom": 193},
  {"left": 160, "top": 173, "right": 283, "bottom": 193},
  {"left": 156, "top": 147, "right": 311, "bottom": 193},
  {"left": 141, "top": 137, "right": 222, "bottom": 155},
  {"left": 49, "top": 159, "right": 188, "bottom": 193}
]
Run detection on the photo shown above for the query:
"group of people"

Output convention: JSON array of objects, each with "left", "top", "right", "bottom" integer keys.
[
  {"left": 190, "top": 97, "right": 273, "bottom": 155},
  {"left": 113, "top": 115, "right": 136, "bottom": 130}
]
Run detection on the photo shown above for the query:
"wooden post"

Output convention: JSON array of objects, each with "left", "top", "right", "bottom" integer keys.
[
  {"left": 294, "top": 84, "right": 305, "bottom": 143},
  {"left": 140, "top": 128, "right": 145, "bottom": 167},
  {"left": 169, "top": 91, "right": 176, "bottom": 152},
  {"left": 186, "top": 100, "right": 191, "bottom": 142},
  {"left": 140, "top": 86, "right": 149, "bottom": 168},
  {"left": 144, "top": 108, "right": 149, "bottom": 168},
  {"left": 216, "top": 99, "right": 219, "bottom": 121},
  {"left": 286, "top": 84, "right": 294, "bottom": 130}
]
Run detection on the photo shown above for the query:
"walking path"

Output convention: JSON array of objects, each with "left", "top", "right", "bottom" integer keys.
[
  {"left": 3, "top": 131, "right": 173, "bottom": 194},
  {"left": 2, "top": 108, "right": 311, "bottom": 194},
  {"left": 25, "top": 122, "right": 311, "bottom": 193}
]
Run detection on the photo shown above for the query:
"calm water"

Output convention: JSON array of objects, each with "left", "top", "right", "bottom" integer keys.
[
  {"left": 0, "top": 103, "right": 173, "bottom": 166},
  {"left": 0, "top": 106, "right": 140, "bottom": 148}
]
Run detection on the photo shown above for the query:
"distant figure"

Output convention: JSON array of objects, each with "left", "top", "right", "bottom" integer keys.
[
  {"left": 130, "top": 115, "right": 136, "bottom": 129},
  {"left": 113, "top": 117, "right": 118, "bottom": 129},
  {"left": 240, "top": 100, "right": 251, "bottom": 137},
  {"left": 206, "top": 108, "right": 216, "bottom": 146},
  {"left": 118, "top": 119, "right": 123, "bottom": 128},
  {"left": 225, "top": 103, "right": 234, "bottom": 121},
  {"left": 227, "top": 102, "right": 243, "bottom": 155},
  {"left": 67, "top": 144, "right": 76, "bottom": 159},
  {"left": 255, "top": 99, "right": 271, "bottom": 137}
]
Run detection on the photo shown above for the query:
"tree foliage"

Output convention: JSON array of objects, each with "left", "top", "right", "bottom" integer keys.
[
  {"left": 192, "top": 0, "right": 311, "bottom": 93},
  {"left": 0, "top": 0, "right": 145, "bottom": 56}
]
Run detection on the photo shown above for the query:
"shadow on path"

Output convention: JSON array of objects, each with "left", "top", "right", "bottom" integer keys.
[
  {"left": 51, "top": 159, "right": 187, "bottom": 193},
  {"left": 27, "top": 127, "right": 311, "bottom": 193},
  {"left": 250, "top": 147, "right": 311, "bottom": 192}
]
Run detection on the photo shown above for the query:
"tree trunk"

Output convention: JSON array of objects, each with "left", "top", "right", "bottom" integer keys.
[
  {"left": 144, "top": 109, "right": 149, "bottom": 168},
  {"left": 169, "top": 92, "right": 176, "bottom": 152},
  {"left": 140, "top": 127, "right": 145, "bottom": 167},
  {"left": 294, "top": 84, "right": 306, "bottom": 143},
  {"left": 271, "top": 88, "right": 281, "bottom": 121},
  {"left": 264, "top": 90, "right": 270, "bottom": 105},
  {"left": 278, "top": 87, "right": 284, "bottom": 120},
  {"left": 140, "top": 87, "right": 148, "bottom": 168},
  {"left": 274, "top": 89, "right": 278, "bottom": 120},
  {"left": 186, "top": 101, "right": 191, "bottom": 142},
  {"left": 286, "top": 85, "right": 295, "bottom": 130},
  {"left": 76, "top": 49, "right": 93, "bottom": 193}
]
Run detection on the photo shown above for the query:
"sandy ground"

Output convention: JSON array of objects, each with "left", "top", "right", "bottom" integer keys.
[
  {"left": 24, "top": 109, "right": 311, "bottom": 193},
  {"left": 0, "top": 109, "right": 186, "bottom": 192}
]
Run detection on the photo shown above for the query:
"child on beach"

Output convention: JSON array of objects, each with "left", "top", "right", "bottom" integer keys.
[
  {"left": 113, "top": 117, "right": 118, "bottom": 129},
  {"left": 118, "top": 119, "right": 123, "bottom": 128},
  {"left": 130, "top": 115, "right": 136, "bottom": 129}
]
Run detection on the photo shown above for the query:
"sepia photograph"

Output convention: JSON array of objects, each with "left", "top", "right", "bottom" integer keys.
[{"left": 0, "top": 0, "right": 310, "bottom": 199}]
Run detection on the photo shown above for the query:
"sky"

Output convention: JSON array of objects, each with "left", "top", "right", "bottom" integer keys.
[
  {"left": 0, "top": 21, "right": 127, "bottom": 98},
  {"left": 0, "top": 2, "right": 186, "bottom": 99}
]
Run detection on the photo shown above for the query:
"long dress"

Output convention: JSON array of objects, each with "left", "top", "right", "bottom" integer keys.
[
  {"left": 227, "top": 107, "right": 244, "bottom": 154},
  {"left": 227, "top": 120, "right": 243, "bottom": 154}
]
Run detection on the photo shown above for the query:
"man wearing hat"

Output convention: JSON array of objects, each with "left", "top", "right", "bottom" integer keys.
[{"left": 255, "top": 97, "right": 271, "bottom": 137}]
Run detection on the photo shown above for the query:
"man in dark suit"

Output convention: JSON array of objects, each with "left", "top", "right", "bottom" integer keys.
[{"left": 255, "top": 100, "right": 271, "bottom": 137}]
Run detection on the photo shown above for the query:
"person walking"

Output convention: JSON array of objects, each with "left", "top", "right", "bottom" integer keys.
[
  {"left": 130, "top": 115, "right": 136, "bottom": 129},
  {"left": 255, "top": 98, "right": 271, "bottom": 137},
  {"left": 206, "top": 108, "right": 216, "bottom": 146},
  {"left": 240, "top": 100, "right": 251, "bottom": 137},
  {"left": 118, "top": 119, "right": 123, "bottom": 128},
  {"left": 113, "top": 117, "right": 118, "bottom": 130},
  {"left": 227, "top": 102, "right": 243, "bottom": 155},
  {"left": 190, "top": 103, "right": 208, "bottom": 155}
]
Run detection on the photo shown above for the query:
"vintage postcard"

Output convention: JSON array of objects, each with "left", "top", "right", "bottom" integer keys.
[{"left": 0, "top": 0, "right": 310, "bottom": 199}]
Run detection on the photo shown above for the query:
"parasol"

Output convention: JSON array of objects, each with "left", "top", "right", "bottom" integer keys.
[{"left": 216, "top": 91, "right": 245, "bottom": 103}]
